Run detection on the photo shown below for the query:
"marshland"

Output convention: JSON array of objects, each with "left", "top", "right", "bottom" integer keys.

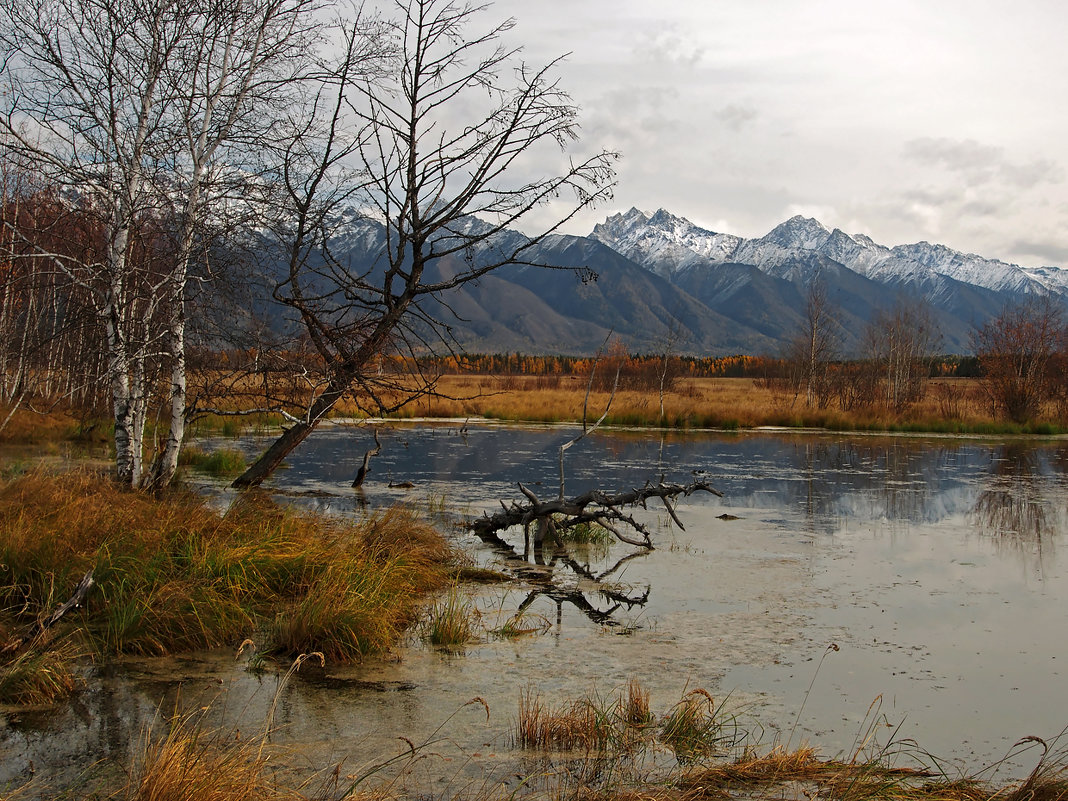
[{"left": 3, "top": 404, "right": 1068, "bottom": 801}]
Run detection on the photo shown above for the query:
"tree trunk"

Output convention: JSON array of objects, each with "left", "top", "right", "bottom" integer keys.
[{"left": 232, "top": 366, "right": 357, "bottom": 488}]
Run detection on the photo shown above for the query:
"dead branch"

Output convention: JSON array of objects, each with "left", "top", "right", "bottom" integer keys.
[
  {"left": 468, "top": 479, "right": 721, "bottom": 550},
  {"left": 352, "top": 428, "right": 382, "bottom": 488},
  {"left": 3, "top": 569, "right": 94, "bottom": 653}
]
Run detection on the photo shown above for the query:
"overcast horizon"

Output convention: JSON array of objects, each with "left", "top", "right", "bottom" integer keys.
[{"left": 488, "top": 0, "right": 1068, "bottom": 270}]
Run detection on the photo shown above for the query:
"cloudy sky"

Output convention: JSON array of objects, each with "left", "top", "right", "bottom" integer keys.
[{"left": 490, "top": 0, "right": 1068, "bottom": 267}]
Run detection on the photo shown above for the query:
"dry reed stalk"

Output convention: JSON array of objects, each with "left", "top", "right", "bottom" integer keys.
[{"left": 515, "top": 688, "right": 611, "bottom": 751}]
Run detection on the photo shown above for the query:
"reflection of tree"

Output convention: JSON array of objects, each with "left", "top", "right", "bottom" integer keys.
[
  {"left": 793, "top": 440, "right": 947, "bottom": 530},
  {"left": 470, "top": 527, "right": 651, "bottom": 629},
  {"left": 972, "top": 445, "right": 1053, "bottom": 559}
]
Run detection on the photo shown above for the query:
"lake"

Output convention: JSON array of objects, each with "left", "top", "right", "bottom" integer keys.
[{"left": 4, "top": 423, "right": 1067, "bottom": 791}]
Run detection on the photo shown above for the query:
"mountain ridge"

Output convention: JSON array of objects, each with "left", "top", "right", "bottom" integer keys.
[{"left": 255, "top": 206, "right": 1068, "bottom": 357}]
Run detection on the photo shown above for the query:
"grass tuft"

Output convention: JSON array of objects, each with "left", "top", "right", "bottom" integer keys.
[
  {"left": 658, "top": 688, "right": 732, "bottom": 760},
  {"left": 0, "top": 636, "right": 84, "bottom": 707},
  {"left": 422, "top": 586, "right": 478, "bottom": 647},
  {"left": 178, "top": 446, "right": 248, "bottom": 477}
]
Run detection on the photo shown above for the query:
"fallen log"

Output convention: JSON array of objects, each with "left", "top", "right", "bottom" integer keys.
[{"left": 469, "top": 479, "right": 722, "bottom": 549}]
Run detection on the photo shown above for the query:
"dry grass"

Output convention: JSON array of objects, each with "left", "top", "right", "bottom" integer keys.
[
  {"left": 0, "top": 470, "right": 456, "bottom": 667},
  {"left": 0, "top": 635, "right": 84, "bottom": 707},
  {"left": 381, "top": 375, "right": 1016, "bottom": 433},
  {"left": 515, "top": 683, "right": 734, "bottom": 758},
  {"left": 128, "top": 712, "right": 305, "bottom": 801},
  {"left": 516, "top": 687, "right": 615, "bottom": 751}
]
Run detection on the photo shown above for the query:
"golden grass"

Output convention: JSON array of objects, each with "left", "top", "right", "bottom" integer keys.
[
  {"left": 0, "top": 635, "right": 84, "bottom": 707},
  {"left": 515, "top": 683, "right": 732, "bottom": 758},
  {"left": 0, "top": 470, "right": 456, "bottom": 667},
  {"left": 378, "top": 375, "right": 1017, "bottom": 433},
  {"left": 128, "top": 712, "right": 306, "bottom": 801}
]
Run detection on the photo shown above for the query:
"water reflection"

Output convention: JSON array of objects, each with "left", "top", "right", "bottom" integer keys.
[
  {"left": 471, "top": 523, "right": 651, "bottom": 628},
  {"left": 972, "top": 445, "right": 1052, "bottom": 539}
]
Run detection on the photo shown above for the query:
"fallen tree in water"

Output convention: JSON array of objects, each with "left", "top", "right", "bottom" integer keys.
[{"left": 469, "top": 479, "right": 722, "bottom": 549}]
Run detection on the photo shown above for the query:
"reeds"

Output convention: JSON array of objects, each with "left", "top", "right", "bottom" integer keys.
[
  {"left": 0, "top": 635, "right": 83, "bottom": 707},
  {"left": 422, "top": 586, "right": 477, "bottom": 647},
  {"left": 514, "top": 683, "right": 733, "bottom": 759},
  {"left": 177, "top": 445, "right": 247, "bottom": 477},
  {"left": 659, "top": 688, "right": 727, "bottom": 759},
  {"left": 128, "top": 712, "right": 304, "bottom": 801}
]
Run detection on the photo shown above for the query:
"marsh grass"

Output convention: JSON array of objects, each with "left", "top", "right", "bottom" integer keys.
[
  {"left": 177, "top": 445, "right": 247, "bottom": 477},
  {"left": 490, "top": 610, "right": 552, "bottom": 640},
  {"left": 555, "top": 519, "right": 613, "bottom": 547},
  {"left": 422, "top": 586, "right": 478, "bottom": 647},
  {"left": 515, "top": 682, "right": 739, "bottom": 759},
  {"left": 129, "top": 710, "right": 305, "bottom": 801},
  {"left": 515, "top": 687, "right": 615, "bottom": 751},
  {"left": 658, "top": 689, "right": 727, "bottom": 759},
  {"left": 0, "top": 470, "right": 455, "bottom": 666},
  {"left": 0, "top": 635, "right": 84, "bottom": 707}
]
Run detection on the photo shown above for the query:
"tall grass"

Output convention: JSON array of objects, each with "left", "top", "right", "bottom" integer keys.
[
  {"left": 0, "top": 636, "right": 83, "bottom": 706},
  {"left": 0, "top": 470, "right": 455, "bottom": 665},
  {"left": 422, "top": 586, "right": 478, "bottom": 647},
  {"left": 128, "top": 710, "right": 305, "bottom": 801}
]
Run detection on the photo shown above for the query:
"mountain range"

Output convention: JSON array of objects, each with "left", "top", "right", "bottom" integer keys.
[{"left": 280, "top": 207, "right": 1068, "bottom": 356}]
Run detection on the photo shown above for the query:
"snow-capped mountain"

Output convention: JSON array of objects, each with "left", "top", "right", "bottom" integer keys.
[
  {"left": 237, "top": 204, "right": 1068, "bottom": 357},
  {"left": 591, "top": 208, "right": 742, "bottom": 278},
  {"left": 592, "top": 207, "right": 1064, "bottom": 298}
]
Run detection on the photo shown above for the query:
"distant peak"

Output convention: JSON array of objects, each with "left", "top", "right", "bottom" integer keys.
[{"left": 764, "top": 215, "right": 831, "bottom": 249}]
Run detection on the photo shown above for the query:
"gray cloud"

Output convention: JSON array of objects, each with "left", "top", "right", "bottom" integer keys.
[
  {"left": 1006, "top": 239, "right": 1068, "bottom": 266},
  {"left": 633, "top": 25, "right": 705, "bottom": 67},
  {"left": 717, "top": 104, "right": 758, "bottom": 132},
  {"left": 903, "top": 137, "right": 1063, "bottom": 190}
]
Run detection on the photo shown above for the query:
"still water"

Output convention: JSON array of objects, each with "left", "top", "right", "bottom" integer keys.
[{"left": 5, "top": 423, "right": 1068, "bottom": 790}]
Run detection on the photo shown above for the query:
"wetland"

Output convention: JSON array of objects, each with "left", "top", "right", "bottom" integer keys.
[{"left": 3, "top": 422, "right": 1068, "bottom": 796}]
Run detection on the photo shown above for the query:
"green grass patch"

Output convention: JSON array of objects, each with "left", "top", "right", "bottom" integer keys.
[
  {"left": 422, "top": 586, "right": 477, "bottom": 647},
  {"left": 178, "top": 445, "right": 248, "bottom": 477}
]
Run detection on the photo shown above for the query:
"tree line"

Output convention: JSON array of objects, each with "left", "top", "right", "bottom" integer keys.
[{"left": 777, "top": 281, "right": 1068, "bottom": 423}]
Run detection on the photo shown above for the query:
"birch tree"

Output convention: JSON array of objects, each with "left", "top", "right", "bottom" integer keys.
[
  {"left": 233, "top": 0, "right": 617, "bottom": 487},
  {"left": 0, "top": 0, "right": 324, "bottom": 486}
]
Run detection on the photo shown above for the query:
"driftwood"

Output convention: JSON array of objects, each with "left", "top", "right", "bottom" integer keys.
[
  {"left": 3, "top": 569, "right": 95, "bottom": 653},
  {"left": 469, "top": 479, "right": 722, "bottom": 550}
]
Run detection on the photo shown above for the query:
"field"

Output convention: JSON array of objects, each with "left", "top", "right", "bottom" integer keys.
[{"left": 375, "top": 375, "right": 1048, "bottom": 435}]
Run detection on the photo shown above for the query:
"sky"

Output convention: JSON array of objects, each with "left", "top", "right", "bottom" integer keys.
[{"left": 488, "top": 0, "right": 1068, "bottom": 268}]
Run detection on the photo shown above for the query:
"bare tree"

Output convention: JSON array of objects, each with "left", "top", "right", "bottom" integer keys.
[
  {"left": 1, "top": 0, "right": 324, "bottom": 486},
  {"left": 972, "top": 297, "right": 1067, "bottom": 423},
  {"left": 785, "top": 278, "right": 839, "bottom": 408},
  {"left": 865, "top": 298, "right": 939, "bottom": 413},
  {"left": 233, "top": 0, "right": 617, "bottom": 487}
]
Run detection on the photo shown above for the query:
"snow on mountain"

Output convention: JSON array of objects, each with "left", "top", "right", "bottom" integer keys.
[
  {"left": 591, "top": 208, "right": 742, "bottom": 277},
  {"left": 591, "top": 207, "right": 1064, "bottom": 299}
]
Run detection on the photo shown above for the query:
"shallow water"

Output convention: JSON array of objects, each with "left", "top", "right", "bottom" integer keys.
[{"left": 4, "top": 424, "right": 1068, "bottom": 791}]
